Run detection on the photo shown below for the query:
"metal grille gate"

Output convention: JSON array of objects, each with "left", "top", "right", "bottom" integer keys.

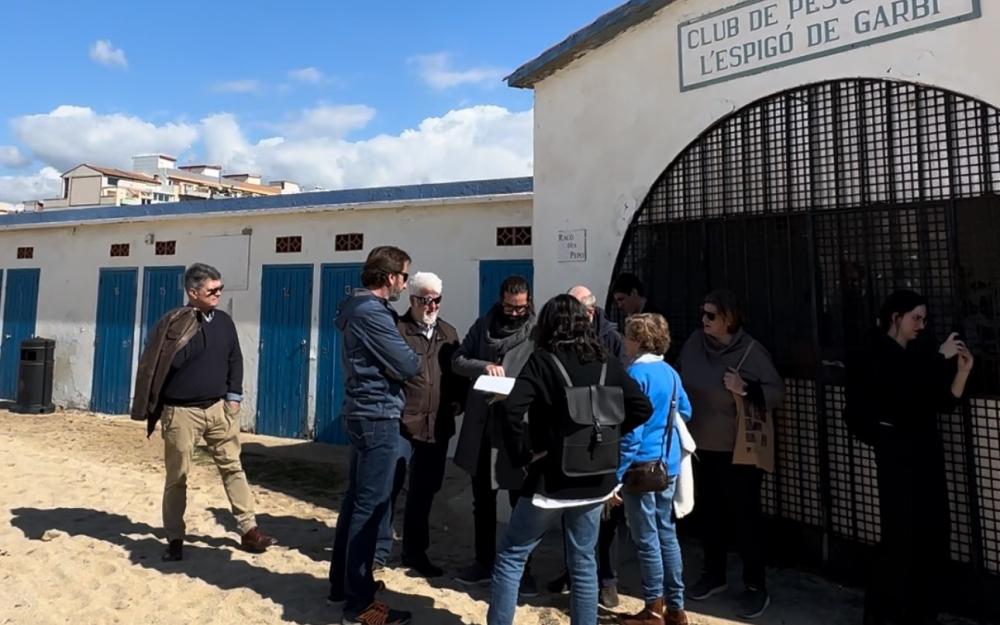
[{"left": 611, "top": 79, "right": 1000, "bottom": 619}]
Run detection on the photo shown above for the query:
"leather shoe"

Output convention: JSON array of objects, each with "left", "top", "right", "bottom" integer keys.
[{"left": 240, "top": 527, "right": 277, "bottom": 553}]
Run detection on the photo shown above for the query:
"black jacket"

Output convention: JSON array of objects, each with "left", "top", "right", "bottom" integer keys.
[{"left": 502, "top": 347, "right": 653, "bottom": 500}]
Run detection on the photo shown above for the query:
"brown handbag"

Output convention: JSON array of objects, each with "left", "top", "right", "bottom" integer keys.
[{"left": 622, "top": 377, "right": 678, "bottom": 495}]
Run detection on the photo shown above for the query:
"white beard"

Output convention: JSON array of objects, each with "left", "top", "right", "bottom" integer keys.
[{"left": 421, "top": 311, "right": 438, "bottom": 326}]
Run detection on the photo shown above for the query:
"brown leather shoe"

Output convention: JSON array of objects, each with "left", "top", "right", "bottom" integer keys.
[
  {"left": 665, "top": 608, "right": 689, "bottom": 625},
  {"left": 620, "top": 598, "right": 665, "bottom": 625},
  {"left": 162, "top": 539, "right": 183, "bottom": 562},
  {"left": 240, "top": 527, "right": 277, "bottom": 553}
]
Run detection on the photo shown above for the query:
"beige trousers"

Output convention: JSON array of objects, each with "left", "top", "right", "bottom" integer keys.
[{"left": 161, "top": 401, "right": 256, "bottom": 540}]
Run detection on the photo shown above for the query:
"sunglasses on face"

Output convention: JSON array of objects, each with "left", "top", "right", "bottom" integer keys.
[
  {"left": 412, "top": 295, "right": 442, "bottom": 306},
  {"left": 395, "top": 272, "right": 409, "bottom": 283},
  {"left": 204, "top": 285, "right": 224, "bottom": 296},
  {"left": 700, "top": 308, "right": 717, "bottom": 321},
  {"left": 503, "top": 304, "right": 530, "bottom": 315}
]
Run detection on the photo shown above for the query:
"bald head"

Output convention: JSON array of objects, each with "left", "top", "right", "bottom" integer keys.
[{"left": 568, "top": 285, "right": 597, "bottom": 320}]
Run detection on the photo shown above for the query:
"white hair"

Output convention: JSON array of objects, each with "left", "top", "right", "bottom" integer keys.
[
  {"left": 568, "top": 285, "right": 596, "bottom": 308},
  {"left": 409, "top": 271, "right": 443, "bottom": 294}
]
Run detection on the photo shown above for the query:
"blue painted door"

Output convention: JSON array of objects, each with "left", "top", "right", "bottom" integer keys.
[
  {"left": 315, "top": 263, "right": 363, "bottom": 444},
  {"left": 256, "top": 265, "right": 313, "bottom": 438},
  {"left": 91, "top": 268, "right": 138, "bottom": 414},
  {"left": 141, "top": 266, "right": 185, "bottom": 347},
  {"left": 479, "top": 259, "right": 534, "bottom": 316},
  {"left": 0, "top": 269, "right": 41, "bottom": 399}
]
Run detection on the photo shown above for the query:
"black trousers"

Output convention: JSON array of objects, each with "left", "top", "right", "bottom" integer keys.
[
  {"left": 694, "top": 450, "right": 766, "bottom": 589},
  {"left": 865, "top": 437, "right": 950, "bottom": 623},
  {"left": 472, "top": 436, "right": 522, "bottom": 568}
]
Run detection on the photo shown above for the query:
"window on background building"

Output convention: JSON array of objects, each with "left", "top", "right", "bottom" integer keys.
[
  {"left": 496, "top": 226, "right": 532, "bottom": 247},
  {"left": 335, "top": 233, "right": 364, "bottom": 251},
  {"left": 16, "top": 246, "right": 33, "bottom": 259},
  {"left": 155, "top": 241, "right": 176, "bottom": 256},
  {"left": 276, "top": 236, "right": 303, "bottom": 253},
  {"left": 110, "top": 243, "right": 130, "bottom": 257}
]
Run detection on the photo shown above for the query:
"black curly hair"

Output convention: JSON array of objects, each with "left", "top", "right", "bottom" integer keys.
[{"left": 536, "top": 294, "right": 607, "bottom": 363}]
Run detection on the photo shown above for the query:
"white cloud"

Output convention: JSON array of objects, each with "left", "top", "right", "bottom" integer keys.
[
  {"left": 0, "top": 145, "right": 31, "bottom": 168},
  {"left": 89, "top": 40, "right": 127, "bottom": 68},
  {"left": 200, "top": 104, "right": 532, "bottom": 190},
  {"left": 410, "top": 53, "right": 506, "bottom": 89},
  {"left": 0, "top": 167, "right": 62, "bottom": 204},
  {"left": 281, "top": 104, "right": 376, "bottom": 138},
  {"left": 212, "top": 79, "right": 261, "bottom": 93},
  {"left": 288, "top": 67, "right": 324, "bottom": 84},
  {"left": 11, "top": 105, "right": 199, "bottom": 171}
]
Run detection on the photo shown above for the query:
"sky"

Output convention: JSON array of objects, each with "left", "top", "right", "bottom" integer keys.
[{"left": 0, "top": 1, "right": 624, "bottom": 204}]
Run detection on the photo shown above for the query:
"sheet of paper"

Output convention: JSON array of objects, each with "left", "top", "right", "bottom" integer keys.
[{"left": 473, "top": 375, "right": 516, "bottom": 397}]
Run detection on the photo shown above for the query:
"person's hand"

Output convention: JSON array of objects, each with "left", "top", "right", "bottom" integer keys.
[
  {"left": 485, "top": 364, "right": 506, "bottom": 377},
  {"left": 940, "top": 332, "right": 964, "bottom": 359},
  {"left": 957, "top": 344, "right": 975, "bottom": 373},
  {"left": 608, "top": 492, "right": 623, "bottom": 508},
  {"left": 224, "top": 401, "right": 241, "bottom": 416},
  {"left": 723, "top": 368, "right": 747, "bottom": 395}
]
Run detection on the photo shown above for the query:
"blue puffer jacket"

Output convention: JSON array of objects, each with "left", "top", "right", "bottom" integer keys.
[
  {"left": 617, "top": 355, "right": 693, "bottom": 481},
  {"left": 335, "top": 289, "right": 421, "bottom": 420}
]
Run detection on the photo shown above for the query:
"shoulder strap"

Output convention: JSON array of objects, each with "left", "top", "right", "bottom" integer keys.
[
  {"left": 599, "top": 362, "right": 607, "bottom": 385},
  {"left": 548, "top": 352, "right": 574, "bottom": 387},
  {"left": 735, "top": 340, "right": 756, "bottom": 373},
  {"left": 660, "top": 370, "right": 680, "bottom": 460}
]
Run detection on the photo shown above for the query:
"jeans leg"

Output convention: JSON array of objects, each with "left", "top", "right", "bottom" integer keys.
[
  {"left": 374, "top": 434, "right": 410, "bottom": 565},
  {"left": 329, "top": 445, "right": 359, "bottom": 594},
  {"left": 487, "top": 500, "right": 556, "bottom": 625},
  {"left": 402, "top": 440, "right": 448, "bottom": 559},
  {"left": 564, "top": 503, "right": 603, "bottom": 625},
  {"left": 624, "top": 491, "right": 664, "bottom": 604},
  {"left": 343, "top": 419, "right": 399, "bottom": 614},
  {"left": 657, "top": 480, "right": 685, "bottom": 610}
]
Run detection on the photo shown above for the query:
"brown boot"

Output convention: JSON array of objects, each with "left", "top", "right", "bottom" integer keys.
[
  {"left": 619, "top": 598, "right": 665, "bottom": 625},
  {"left": 240, "top": 527, "right": 277, "bottom": 553},
  {"left": 665, "top": 608, "right": 689, "bottom": 625}
]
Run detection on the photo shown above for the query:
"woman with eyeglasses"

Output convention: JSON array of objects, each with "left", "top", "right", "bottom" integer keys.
[
  {"left": 846, "top": 290, "right": 973, "bottom": 625},
  {"left": 677, "top": 290, "right": 783, "bottom": 620}
]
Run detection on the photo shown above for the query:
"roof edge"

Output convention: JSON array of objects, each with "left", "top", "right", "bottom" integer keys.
[{"left": 506, "top": 0, "right": 677, "bottom": 89}]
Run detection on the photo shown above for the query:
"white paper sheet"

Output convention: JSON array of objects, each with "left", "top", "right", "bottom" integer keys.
[{"left": 473, "top": 375, "right": 516, "bottom": 397}]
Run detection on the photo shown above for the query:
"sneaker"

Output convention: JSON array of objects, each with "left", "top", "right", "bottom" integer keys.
[
  {"left": 736, "top": 586, "right": 770, "bottom": 620},
  {"left": 454, "top": 562, "right": 492, "bottom": 586},
  {"left": 400, "top": 554, "right": 444, "bottom": 578},
  {"left": 327, "top": 581, "right": 386, "bottom": 605},
  {"left": 342, "top": 601, "right": 411, "bottom": 625},
  {"left": 546, "top": 571, "right": 571, "bottom": 595},
  {"left": 687, "top": 574, "right": 728, "bottom": 601},
  {"left": 161, "top": 539, "right": 183, "bottom": 562},
  {"left": 518, "top": 573, "right": 539, "bottom": 598},
  {"left": 599, "top": 584, "right": 620, "bottom": 609},
  {"left": 240, "top": 527, "right": 277, "bottom": 553}
]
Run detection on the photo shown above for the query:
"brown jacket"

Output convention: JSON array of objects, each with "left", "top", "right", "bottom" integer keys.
[
  {"left": 397, "top": 311, "right": 467, "bottom": 443},
  {"left": 131, "top": 307, "right": 200, "bottom": 436}
]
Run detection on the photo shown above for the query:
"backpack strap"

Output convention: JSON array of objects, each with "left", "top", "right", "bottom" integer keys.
[
  {"left": 599, "top": 362, "right": 607, "bottom": 385},
  {"left": 548, "top": 352, "right": 574, "bottom": 387}
]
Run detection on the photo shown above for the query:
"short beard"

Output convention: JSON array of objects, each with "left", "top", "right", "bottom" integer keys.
[{"left": 421, "top": 311, "right": 438, "bottom": 326}]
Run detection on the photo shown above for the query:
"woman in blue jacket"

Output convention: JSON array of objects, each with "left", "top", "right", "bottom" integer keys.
[{"left": 615, "top": 313, "right": 693, "bottom": 625}]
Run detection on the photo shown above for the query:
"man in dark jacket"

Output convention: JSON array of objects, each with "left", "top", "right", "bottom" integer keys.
[
  {"left": 132, "top": 263, "right": 275, "bottom": 562},
  {"left": 374, "top": 272, "right": 467, "bottom": 577},
  {"left": 570, "top": 285, "right": 624, "bottom": 362},
  {"left": 329, "top": 246, "right": 421, "bottom": 625},
  {"left": 611, "top": 272, "right": 665, "bottom": 330},
  {"left": 452, "top": 275, "right": 538, "bottom": 593}
]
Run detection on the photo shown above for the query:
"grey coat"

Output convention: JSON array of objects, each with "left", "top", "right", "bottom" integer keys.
[{"left": 452, "top": 306, "right": 536, "bottom": 490}]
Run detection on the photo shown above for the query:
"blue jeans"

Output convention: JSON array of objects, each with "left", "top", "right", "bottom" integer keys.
[
  {"left": 328, "top": 418, "right": 400, "bottom": 614},
  {"left": 374, "top": 435, "right": 449, "bottom": 564},
  {"left": 623, "top": 478, "right": 684, "bottom": 609},
  {"left": 488, "top": 499, "right": 603, "bottom": 625}
]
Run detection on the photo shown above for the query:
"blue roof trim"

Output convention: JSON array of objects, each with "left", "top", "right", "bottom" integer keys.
[
  {"left": 0, "top": 177, "right": 533, "bottom": 228},
  {"left": 506, "top": 0, "right": 677, "bottom": 89}
]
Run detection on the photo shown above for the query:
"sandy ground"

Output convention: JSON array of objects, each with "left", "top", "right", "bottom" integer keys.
[{"left": 0, "top": 408, "right": 981, "bottom": 625}]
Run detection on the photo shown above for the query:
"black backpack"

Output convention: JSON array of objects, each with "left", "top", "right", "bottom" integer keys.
[{"left": 549, "top": 353, "right": 626, "bottom": 477}]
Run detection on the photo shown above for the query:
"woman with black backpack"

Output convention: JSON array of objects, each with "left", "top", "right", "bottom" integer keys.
[{"left": 487, "top": 294, "right": 653, "bottom": 625}]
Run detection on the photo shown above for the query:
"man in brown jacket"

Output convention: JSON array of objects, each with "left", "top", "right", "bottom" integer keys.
[
  {"left": 373, "top": 271, "right": 466, "bottom": 577},
  {"left": 132, "top": 263, "right": 275, "bottom": 561}
]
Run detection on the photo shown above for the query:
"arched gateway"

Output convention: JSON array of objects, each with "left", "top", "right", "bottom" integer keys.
[{"left": 612, "top": 78, "right": 1000, "bottom": 613}]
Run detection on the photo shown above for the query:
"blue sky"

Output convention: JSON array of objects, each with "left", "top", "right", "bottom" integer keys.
[{"left": 0, "top": 1, "right": 624, "bottom": 204}]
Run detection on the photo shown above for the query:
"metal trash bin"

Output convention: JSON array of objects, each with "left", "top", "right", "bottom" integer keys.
[{"left": 15, "top": 337, "right": 55, "bottom": 414}]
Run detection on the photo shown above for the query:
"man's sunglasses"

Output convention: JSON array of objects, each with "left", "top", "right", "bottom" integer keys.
[
  {"left": 412, "top": 295, "right": 442, "bottom": 306},
  {"left": 203, "top": 285, "right": 224, "bottom": 296},
  {"left": 396, "top": 272, "right": 410, "bottom": 283},
  {"left": 700, "top": 308, "right": 717, "bottom": 321}
]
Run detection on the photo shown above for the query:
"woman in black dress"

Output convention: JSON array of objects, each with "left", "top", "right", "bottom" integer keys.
[{"left": 846, "top": 290, "right": 974, "bottom": 625}]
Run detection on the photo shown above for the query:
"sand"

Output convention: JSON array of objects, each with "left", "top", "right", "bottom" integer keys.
[{"left": 0, "top": 409, "right": 980, "bottom": 625}]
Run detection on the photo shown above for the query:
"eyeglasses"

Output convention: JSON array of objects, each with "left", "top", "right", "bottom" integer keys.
[
  {"left": 205, "top": 285, "right": 224, "bottom": 296},
  {"left": 396, "top": 272, "right": 410, "bottom": 283},
  {"left": 412, "top": 295, "right": 442, "bottom": 306},
  {"left": 502, "top": 304, "right": 530, "bottom": 315},
  {"left": 700, "top": 308, "right": 717, "bottom": 321}
]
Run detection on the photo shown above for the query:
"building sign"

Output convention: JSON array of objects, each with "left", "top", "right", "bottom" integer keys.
[
  {"left": 557, "top": 229, "right": 587, "bottom": 262},
  {"left": 679, "top": 0, "right": 982, "bottom": 91}
]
